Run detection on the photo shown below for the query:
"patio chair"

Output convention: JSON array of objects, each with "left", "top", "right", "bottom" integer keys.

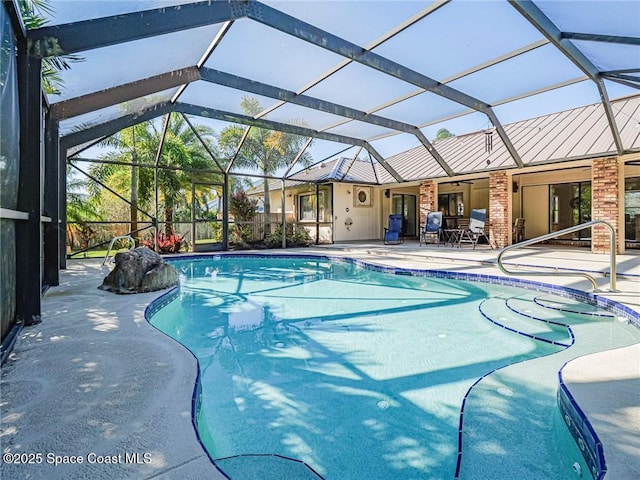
[
  {"left": 383, "top": 213, "right": 404, "bottom": 245},
  {"left": 458, "top": 209, "right": 493, "bottom": 249},
  {"left": 420, "top": 211, "right": 443, "bottom": 246},
  {"left": 513, "top": 218, "right": 525, "bottom": 243}
]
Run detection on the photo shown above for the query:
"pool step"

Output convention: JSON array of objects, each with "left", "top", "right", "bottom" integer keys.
[
  {"left": 533, "top": 296, "right": 615, "bottom": 318},
  {"left": 478, "top": 297, "right": 573, "bottom": 347}
]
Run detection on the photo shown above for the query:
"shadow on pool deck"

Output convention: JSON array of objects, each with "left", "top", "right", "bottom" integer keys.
[{"left": 1, "top": 245, "right": 638, "bottom": 479}]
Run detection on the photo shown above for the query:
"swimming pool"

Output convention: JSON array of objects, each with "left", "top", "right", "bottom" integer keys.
[{"left": 147, "top": 254, "right": 640, "bottom": 480}]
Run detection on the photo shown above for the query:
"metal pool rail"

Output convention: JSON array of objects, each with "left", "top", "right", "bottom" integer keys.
[{"left": 497, "top": 220, "right": 617, "bottom": 292}]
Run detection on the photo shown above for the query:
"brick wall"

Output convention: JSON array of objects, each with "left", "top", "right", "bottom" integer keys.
[
  {"left": 591, "top": 157, "right": 619, "bottom": 254},
  {"left": 419, "top": 180, "right": 436, "bottom": 224},
  {"left": 489, "top": 171, "right": 509, "bottom": 248}
]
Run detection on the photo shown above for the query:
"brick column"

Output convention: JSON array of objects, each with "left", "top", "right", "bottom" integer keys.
[
  {"left": 489, "top": 171, "right": 510, "bottom": 248},
  {"left": 419, "top": 180, "right": 436, "bottom": 224},
  {"left": 591, "top": 157, "right": 620, "bottom": 254}
]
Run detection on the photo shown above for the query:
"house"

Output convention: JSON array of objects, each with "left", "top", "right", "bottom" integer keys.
[{"left": 248, "top": 93, "right": 640, "bottom": 250}]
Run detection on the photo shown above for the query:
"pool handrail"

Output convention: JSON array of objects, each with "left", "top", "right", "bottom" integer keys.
[
  {"left": 497, "top": 220, "right": 617, "bottom": 292},
  {"left": 102, "top": 235, "right": 136, "bottom": 265}
]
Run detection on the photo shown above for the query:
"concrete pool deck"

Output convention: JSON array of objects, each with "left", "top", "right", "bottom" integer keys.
[{"left": 1, "top": 244, "right": 638, "bottom": 479}]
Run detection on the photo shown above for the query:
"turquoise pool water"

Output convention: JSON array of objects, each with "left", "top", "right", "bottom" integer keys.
[{"left": 148, "top": 255, "right": 640, "bottom": 480}]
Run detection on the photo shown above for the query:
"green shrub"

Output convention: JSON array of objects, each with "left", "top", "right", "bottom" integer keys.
[{"left": 265, "top": 222, "right": 312, "bottom": 248}]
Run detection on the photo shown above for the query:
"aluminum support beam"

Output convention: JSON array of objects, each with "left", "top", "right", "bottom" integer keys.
[
  {"left": 200, "top": 68, "right": 454, "bottom": 175},
  {"left": 283, "top": 137, "right": 313, "bottom": 177},
  {"left": 340, "top": 146, "right": 364, "bottom": 182},
  {"left": 246, "top": 1, "right": 523, "bottom": 168},
  {"left": 27, "top": 0, "right": 247, "bottom": 57},
  {"left": 61, "top": 102, "right": 174, "bottom": 148},
  {"left": 16, "top": 48, "right": 42, "bottom": 325},
  {"left": 59, "top": 145, "right": 67, "bottom": 269},
  {"left": 176, "top": 102, "right": 405, "bottom": 182},
  {"left": 43, "top": 114, "right": 60, "bottom": 287},
  {"left": 362, "top": 142, "right": 403, "bottom": 181},
  {"left": 225, "top": 126, "right": 252, "bottom": 174},
  {"left": 50, "top": 67, "right": 201, "bottom": 120},
  {"left": 180, "top": 113, "right": 226, "bottom": 172},
  {"left": 560, "top": 32, "right": 640, "bottom": 46},
  {"left": 509, "top": 0, "right": 625, "bottom": 155}
]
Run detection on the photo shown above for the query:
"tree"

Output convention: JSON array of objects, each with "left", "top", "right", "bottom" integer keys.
[
  {"left": 218, "top": 97, "right": 313, "bottom": 236},
  {"left": 18, "top": 0, "right": 83, "bottom": 95},
  {"left": 435, "top": 128, "right": 454, "bottom": 140},
  {"left": 66, "top": 165, "right": 102, "bottom": 250},
  {"left": 89, "top": 114, "right": 220, "bottom": 240},
  {"left": 229, "top": 190, "right": 258, "bottom": 244}
]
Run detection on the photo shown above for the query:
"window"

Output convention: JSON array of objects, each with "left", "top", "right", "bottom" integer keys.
[
  {"left": 438, "top": 192, "right": 464, "bottom": 216},
  {"left": 625, "top": 177, "right": 640, "bottom": 243},
  {"left": 298, "top": 192, "right": 324, "bottom": 222}
]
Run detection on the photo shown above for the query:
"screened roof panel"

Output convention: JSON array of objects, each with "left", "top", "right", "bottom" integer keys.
[
  {"left": 551, "top": 106, "right": 608, "bottom": 159},
  {"left": 537, "top": 0, "right": 640, "bottom": 38},
  {"left": 571, "top": 41, "right": 640, "bottom": 73},
  {"left": 375, "top": 90, "right": 469, "bottom": 127},
  {"left": 303, "top": 62, "right": 418, "bottom": 113},
  {"left": 323, "top": 120, "right": 396, "bottom": 142},
  {"left": 613, "top": 97, "right": 640, "bottom": 151},
  {"left": 230, "top": 130, "right": 307, "bottom": 176},
  {"left": 369, "top": 133, "right": 422, "bottom": 159},
  {"left": 439, "top": 133, "right": 514, "bottom": 175},
  {"left": 262, "top": 0, "right": 430, "bottom": 47},
  {"left": 263, "top": 103, "right": 351, "bottom": 132},
  {"left": 386, "top": 146, "right": 446, "bottom": 181},
  {"left": 447, "top": 44, "right": 586, "bottom": 106},
  {"left": 49, "top": 24, "right": 221, "bottom": 102},
  {"left": 333, "top": 157, "right": 378, "bottom": 183},
  {"left": 291, "top": 140, "right": 357, "bottom": 173},
  {"left": 204, "top": 19, "right": 346, "bottom": 92},
  {"left": 604, "top": 80, "right": 640, "bottom": 100},
  {"left": 178, "top": 81, "right": 279, "bottom": 115},
  {"left": 492, "top": 81, "right": 600, "bottom": 125},
  {"left": 59, "top": 87, "right": 178, "bottom": 136},
  {"left": 44, "top": 0, "right": 196, "bottom": 26},
  {"left": 420, "top": 111, "right": 490, "bottom": 141},
  {"left": 372, "top": 0, "right": 544, "bottom": 82},
  {"left": 21, "top": 0, "right": 640, "bottom": 184},
  {"left": 529, "top": 107, "right": 613, "bottom": 163}
]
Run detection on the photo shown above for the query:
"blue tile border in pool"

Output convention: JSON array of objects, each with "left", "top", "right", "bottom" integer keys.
[
  {"left": 155, "top": 252, "right": 640, "bottom": 480},
  {"left": 478, "top": 298, "right": 574, "bottom": 347},
  {"left": 557, "top": 371, "right": 606, "bottom": 480}
]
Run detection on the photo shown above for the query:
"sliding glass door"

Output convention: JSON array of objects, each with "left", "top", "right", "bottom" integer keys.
[
  {"left": 392, "top": 194, "right": 417, "bottom": 237},
  {"left": 550, "top": 182, "right": 591, "bottom": 239}
]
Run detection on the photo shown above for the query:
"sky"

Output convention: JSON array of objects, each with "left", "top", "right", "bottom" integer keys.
[{"left": 43, "top": 0, "right": 640, "bottom": 166}]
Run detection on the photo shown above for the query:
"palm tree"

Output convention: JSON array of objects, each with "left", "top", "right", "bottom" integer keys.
[
  {"left": 218, "top": 96, "right": 313, "bottom": 236},
  {"left": 90, "top": 114, "right": 220, "bottom": 240}
]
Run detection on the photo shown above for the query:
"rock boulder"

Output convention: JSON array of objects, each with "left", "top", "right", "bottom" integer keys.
[{"left": 99, "top": 247, "right": 179, "bottom": 294}]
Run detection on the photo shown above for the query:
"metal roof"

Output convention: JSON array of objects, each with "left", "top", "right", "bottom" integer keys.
[
  {"left": 21, "top": 0, "right": 640, "bottom": 183},
  {"left": 385, "top": 92, "right": 640, "bottom": 178}
]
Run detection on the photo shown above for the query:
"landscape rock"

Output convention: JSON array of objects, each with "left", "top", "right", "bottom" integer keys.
[{"left": 99, "top": 247, "right": 179, "bottom": 294}]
